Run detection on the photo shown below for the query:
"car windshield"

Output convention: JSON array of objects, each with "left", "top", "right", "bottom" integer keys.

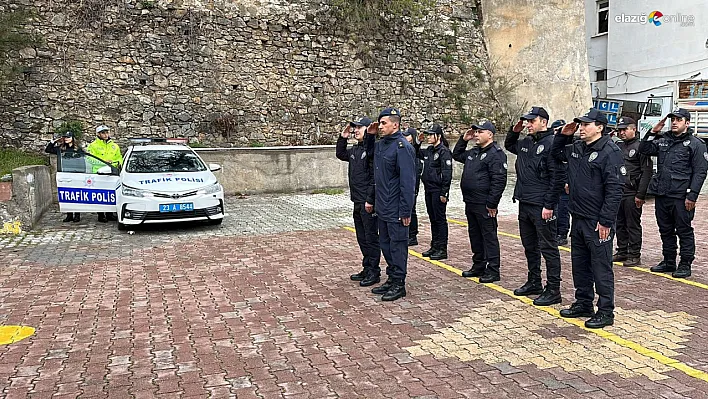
[{"left": 126, "top": 149, "right": 207, "bottom": 173}]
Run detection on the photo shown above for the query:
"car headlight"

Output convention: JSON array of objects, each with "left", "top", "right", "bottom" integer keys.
[
  {"left": 198, "top": 183, "right": 222, "bottom": 195},
  {"left": 122, "top": 185, "right": 153, "bottom": 197}
]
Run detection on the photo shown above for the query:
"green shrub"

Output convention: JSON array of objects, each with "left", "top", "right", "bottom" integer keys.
[
  {"left": 55, "top": 120, "right": 85, "bottom": 140},
  {"left": 0, "top": 148, "right": 49, "bottom": 177}
]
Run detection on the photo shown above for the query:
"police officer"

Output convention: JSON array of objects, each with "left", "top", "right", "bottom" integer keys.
[
  {"left": 505, "top": 107, "right": 566, "bottom": 306},
  {"left": 87, "top": 125, "right": 123, "bottom": 223},
  {"left": 639, "top": 108, "right": 708, "bottom": 278},
  {"left": 452, "top": 121, "right": 507, "bottom": 283},
  {"left": 551, "top": 120, "right": 571, "bottom": 246},
  {"left": 402, "top": 127, "right": 424, "bottom": 247},
  {"left": 336, "top": 117, "right": 381, "bottom": 287},
  {"left": 551, "top": 109, "right": 625, "bottom": 329},
  {"left": 417, "top": 124, "right": 453, "bottom": 260},
  {"left": 613, "top": 117, "right": 653, "bottom": 266},
  {"left": 365, "top": 107, "right": 416, "bottom": 301}
]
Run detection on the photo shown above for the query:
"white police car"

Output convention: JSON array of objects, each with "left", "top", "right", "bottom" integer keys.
[{"left": 56, "top": 138, "right": 225, "bottom": 230}]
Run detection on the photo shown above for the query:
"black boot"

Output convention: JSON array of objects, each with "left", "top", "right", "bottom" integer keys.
[
  {"left": 350, "top": 269, "right": 367, "bottom": 281},
  {"left": 371, "top": 278, "right": 394, "bottom": 295},
  {"left": 429, "top": 248, "right": 447, "bottom": 261},
  {"left": 560, "top": 303, "right": 594, "bottom": 318},
  {"left": 650, "top": 259, "right": 676, "bottom": 273},
  {"left": 672, "top": 261, "right": 692, "bottom": 278},
  {"left": 462, "top": 263, "right": 486, "bottom": 278},
  {"left": 479, "top": 272, "right": 500, "bottom": 284},
  {"left": 422, "top": 245, "right": 436, "bottom": 258},
  {"left": 360, "top": 272, "right": 381, "bottom": 287},
  {"left": 62, "top": 213, "right": 74, "bottom": 222},
  {"left": 533, "top": 286, "right": 562, "bottom": 306},
  {"left": 612, "top": 252, "right": 628, "bottom": 262},
  {"left": 513, "top": 281, "right": 543, "bottom": 296},
  {"left": 408, "top": 236, "right": 418, "bottom": 246},
  {"left": 381, "top": 281, "right": 406, "bottom": 301},
  {"left": 97, "top": 212, "right": 108, "bottom": 223},
  {"left": 72, "top": 213, "right": 81, "bottom": 223},
  {"left": 585, "top": 312, "right": 614, "bottom": 329}
]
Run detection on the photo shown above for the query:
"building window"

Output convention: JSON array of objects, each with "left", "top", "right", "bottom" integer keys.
[
  {"left": 596, "top": 69, "right": 607, "bottom": 81},
  {"left": 597, "top": 1, "right": 609, "bottom": 34}
]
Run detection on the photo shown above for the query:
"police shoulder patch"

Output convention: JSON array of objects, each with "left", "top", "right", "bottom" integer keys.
[
  {"left": 503, "top": 162, "right": 508, "bottom": 169},
  {"left": 704, "top": 152, "right": 708, "bottom": 161},
  {"left": 434, "top": 153, "right": 439, "bottom": 160},
  {"left": 480, "top": 153, "right": 487, "bottom": 160},
  {"left": 620, "top": 165, "right": 627, "bottom": 175},
  {"left": 361, "top": 151, "right": 367, "bottom": 159},
  {"left": 445, "top": 160, "right": 451, "bottom": 166},
  {"left": 536, "top": 144, "right": 545, "bottom": 154},
  {"left": 684, "top": 140, "right": 691, "bottom": 147},
  {"left": 588, "top": 152, "right": 598, "bottom": 162},
  {"left": 629, "top": 149, "right": 636, "bottom": 157}
]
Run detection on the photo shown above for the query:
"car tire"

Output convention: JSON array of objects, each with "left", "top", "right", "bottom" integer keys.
[
  {"left": 208, "top": 218, "right": 223, "bottom": 226},
  {"left": 118, "top": 222, "right": 128, "bottom": 231}
]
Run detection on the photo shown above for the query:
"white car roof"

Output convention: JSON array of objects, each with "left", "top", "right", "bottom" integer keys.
[{"left": 130, "top": 145, "right": 192, "bottom": 152}]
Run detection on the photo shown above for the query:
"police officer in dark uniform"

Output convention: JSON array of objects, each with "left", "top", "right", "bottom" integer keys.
[
  {"left": 639, "top": 108, "right": 708, "bottom": 278},
  {"left": 552, "top": 109, "right": 625, "bottom": 329},
  {"left": 417, "top": 124, "right": 453, "bottom": 260},
  {"left": 551, "top": 120, "right": 571, "bottom": 246},
  {"left": 453, "top": 121, "right": 508, "bottom": 283},
  {"left": 613, "top": 117, "right": 653, "bottom": 266},
  {"left": 402, "top": 128, "right": 424, "bottom": 246},
  {"left": 365, "top": 107, "right": 416, "bottom": 301},
  {"left": 505, "top": 107, "right": 566, "bottom": 306},
  {"left": 336, "top": 116, "right": 381, "bottom": 287}
]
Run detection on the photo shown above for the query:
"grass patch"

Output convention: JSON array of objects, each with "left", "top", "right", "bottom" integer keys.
[
  {"left": 0, "top": 148, "right": 48, "bottom": 177},
  {"left": 312, "top": 188, "right": 345, "bottom": 195}
]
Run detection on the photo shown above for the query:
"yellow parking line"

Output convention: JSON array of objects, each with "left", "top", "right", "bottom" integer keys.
[
  {"left": 342, "top": 225, "right": 708, "bottom": 383},
  {"left": 448, "top": 218, "right": 708, "bottom": 291}
]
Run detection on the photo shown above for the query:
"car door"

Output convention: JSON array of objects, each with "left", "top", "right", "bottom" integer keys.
[{"left": 56, "top": 150, "right": 121, "bottom": 213}]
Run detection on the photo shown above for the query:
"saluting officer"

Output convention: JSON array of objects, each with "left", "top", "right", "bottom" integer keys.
[
  {"left": 552, "top": 109, "right": 625, "bottom": 329},
  {"left": 551, "top": 120, "right": 571, "bottom": 247},
  {"left": 416, "top": 124, "right": 453, "bottom": 260},
  {"left": 365, "top": 107, "right": 416, "bottom": 301},
  {"left": 452, "top": 121, "right": 508, "bottom": 283},
  {"left": 336, "top": 116, "right": 381, "bottom": 287},
  {"left": 505, "top": 107, "right": 566, "bottom": 306},
  {"left": 613, "top": 117, "right": 653, "bottom": 266},
  {"left": 402, "top": 128, "right": 424, "bottom": 247},
  {"left": 639, "top": 108, "right": 708, "bottom": 278}
]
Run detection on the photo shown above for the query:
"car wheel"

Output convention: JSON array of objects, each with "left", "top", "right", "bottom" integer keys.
[{"left": 208, "top": 218, "right": 223, "bottom": 226}]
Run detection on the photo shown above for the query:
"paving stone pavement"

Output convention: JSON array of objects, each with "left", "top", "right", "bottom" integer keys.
[{"left": 2, "top": 181, "right": 708, "bottom": 398}]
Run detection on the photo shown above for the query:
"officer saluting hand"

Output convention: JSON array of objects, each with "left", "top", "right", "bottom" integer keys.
[
  {"left": 367, "top": 108, "right": 416, "bottom": 301},
  {"left": 638, "top": 108, "right": 708, "bottom": 278},
  {"left": 551, "top": 109, "right": 625, "bottom": 329}
]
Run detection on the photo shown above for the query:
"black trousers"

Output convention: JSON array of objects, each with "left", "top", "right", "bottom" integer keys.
[
  {"left": 518, "top": 203, "right": 561, "bottom": 288},
  {"left": 655, "top": 196, "right": 695, "bottom": 264},
  {"left": 424, "top": 188, "right": 449, "bottom": 248},
  {"left": 615, "top": 196, "right": 643, "bottom": 258},
  {"left": 379, "top": 219, "right": 409, "bottom": 282},
  {"left": 353, "top": 202, "right": 381, "bottom": 275},
  {"left": 464, "top": 203, "right": 500, "bottom": 277},
  {"left": 410, "top": 178, "right": 421, "bottom": 239},
  {"left": 570, "top": 217, "right": 614, "bottom": 314},
  {"left": 557, "top": 192, "right": 570, "bottom": 238}
]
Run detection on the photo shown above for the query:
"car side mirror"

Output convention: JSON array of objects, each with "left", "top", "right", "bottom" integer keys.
[
  {"left": 97, "top": 165, "right": 118, "bottom": 175},
  {"left": 209, "top": 163, "right": 222, "bottom": 172}
]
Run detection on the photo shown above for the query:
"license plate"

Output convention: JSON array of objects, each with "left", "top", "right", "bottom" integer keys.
[{"left": 159, "top": 203, "right": 194, "bottom": 212}]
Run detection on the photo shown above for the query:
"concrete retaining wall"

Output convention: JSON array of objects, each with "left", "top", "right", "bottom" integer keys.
[{"left": 0, "top": 165, "right": 53, "bottom": 232}]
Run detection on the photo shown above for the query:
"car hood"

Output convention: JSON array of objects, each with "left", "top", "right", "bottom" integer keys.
[{"left": 122, "top": 171, "right": 218, "bottom": 193}]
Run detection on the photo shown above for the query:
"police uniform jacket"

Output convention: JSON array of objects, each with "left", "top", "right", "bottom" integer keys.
[
  {"left": 505, "top": 128, "right": 566, "bottom": 209},
  {"left": 638, "top": 130, "right": 708, "bottom": 202},
  {"left": 373, "top": 131, "right": 417, "bottom": 222},
  {"left": 336, "top": 133, "right": 376, "bottom": 204},
  {"left": 418, "top": 143, "right": 453, "bottom": 198},
  {"left": 617, "top": 137, "right": 653, "bottom": 199},
  {"left": 551, "top": 134, "right": 625, "bottom": 227},
  {"left": 452, "top": 137, "right": 508, "bottom": 209}
]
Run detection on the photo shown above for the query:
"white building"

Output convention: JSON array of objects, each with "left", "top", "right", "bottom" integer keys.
[{"left": 585, "top": 0, "right": 708, "bottom": 112}]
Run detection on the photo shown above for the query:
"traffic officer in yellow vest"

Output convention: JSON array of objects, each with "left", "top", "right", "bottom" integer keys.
[{"left": 87, "top": 125, "right": 123, "bottom": 222}]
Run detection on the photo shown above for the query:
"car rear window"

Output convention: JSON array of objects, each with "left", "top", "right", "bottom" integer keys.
[{"left": 126, "top": 150, "right": 207, "bottom": 173}]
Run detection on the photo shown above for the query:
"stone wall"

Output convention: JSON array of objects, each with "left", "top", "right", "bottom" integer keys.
[{"left": 1, "top": 0, "right": 486, "bottom": 152}]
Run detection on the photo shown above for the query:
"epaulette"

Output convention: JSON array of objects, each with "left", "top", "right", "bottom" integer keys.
[{"left": 398, "top": 141, "right": 405, "bottom": 148}]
